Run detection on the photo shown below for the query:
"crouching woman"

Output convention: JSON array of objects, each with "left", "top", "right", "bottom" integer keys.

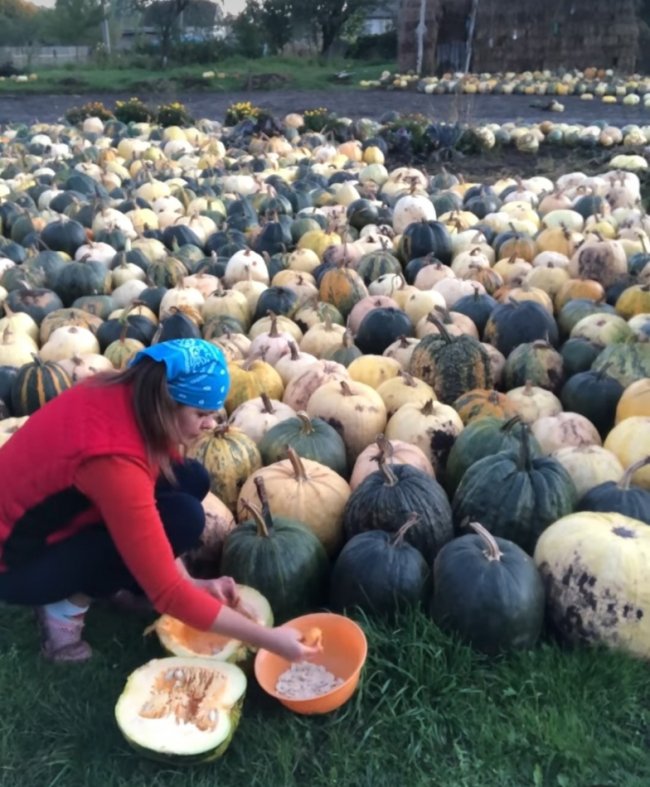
[{"left": 0, "top": 338, "right": 316, "bottom": 663}]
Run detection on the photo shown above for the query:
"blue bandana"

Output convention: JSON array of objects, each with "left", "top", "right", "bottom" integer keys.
[{"left": 130, "top": 339, "right": 230, "bottom": 410}]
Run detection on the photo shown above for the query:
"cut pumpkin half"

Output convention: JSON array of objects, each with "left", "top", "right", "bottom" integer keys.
[
  {"left": 115, "top": 657, "right": 247, "bottom": 762},
  {"left": 146, "top": 584, "right": 273, "bottom": 664}
]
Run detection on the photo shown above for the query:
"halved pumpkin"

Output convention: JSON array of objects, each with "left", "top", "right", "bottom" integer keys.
[
  {"left": 147, "top": 585, "right": 273, "bottom": 664},
  {"left": 115, "top": 657, "right": 247, "bottom": 762}
]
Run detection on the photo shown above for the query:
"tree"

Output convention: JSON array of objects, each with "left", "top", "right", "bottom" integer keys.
[
  {"left": 0, "top": 0, "right": 41, "bottom": 46},
  {"left": 45, "top": 0, "right": 105, "bottom": 44},
  {"left": 293, "top": 0, "right": 379, "bottom": 55},
  {"left": 136, "top": 0, "right": 193, "bottom": 64},
  {"left": 259, "top": 0, "right": 294, "bottom": 53}
]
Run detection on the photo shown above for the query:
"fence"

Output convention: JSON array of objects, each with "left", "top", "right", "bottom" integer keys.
[{"left": 0, "top": 46, "right": 91, "bottom": 70}]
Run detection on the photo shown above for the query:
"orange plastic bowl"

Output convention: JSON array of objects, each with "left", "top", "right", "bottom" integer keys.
[{"left": 254, "top": 612, "right": 368, "bottom": 715}]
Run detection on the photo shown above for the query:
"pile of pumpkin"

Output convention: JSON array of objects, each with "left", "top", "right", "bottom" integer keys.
[
  {"left": 364, "top": 67, "right": 650, "bottom": 104},
  {"left": 0, "top": 114, "right": 649, "bottom": 666}
]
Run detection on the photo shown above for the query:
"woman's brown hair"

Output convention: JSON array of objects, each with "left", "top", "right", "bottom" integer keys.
[{"left": 91, "top": 358, "right": 181, "bottom": 481}]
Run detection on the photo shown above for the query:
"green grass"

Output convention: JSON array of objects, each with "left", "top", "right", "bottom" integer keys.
[
  {"left": 1, "top": 603, "right": 649, "bottom": 787},
  {"left": 0, "top": 56, "right": 394, "bottom": 95}
]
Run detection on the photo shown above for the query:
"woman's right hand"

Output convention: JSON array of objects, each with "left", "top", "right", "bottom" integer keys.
[{"left": 267, "top": 626, "right": 322, "bottom": 662}]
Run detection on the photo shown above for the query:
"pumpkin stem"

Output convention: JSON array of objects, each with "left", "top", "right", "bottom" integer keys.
[
  {"left": 340, "top": 380, "right": 354, "bottom": 396},
  {"left": 266, "top": 311, "right": 279, "bottom": 337},
  {"left": 253, "top": 476, "right": 275, "bottom": 534},
  {"left": 240, "top": 496, "right": 270, "bottom": 538},
  {"left": 377, "top": 449, "right": 398, "bottom": 487},
  {"left": 421, "top": 398, "right": 435, "bottom": 416},
  {"left": 517, "top": 424, "right": 533, "bottom": 471},
  {"left": 392, "top": 513, "right": 419, "bottom": 546},
  {"left": 424, "top": 312, "right": 452, "bottom": 343},
  {"left": 399, "top": 370, "right": 417, "bottom": 387},
  {"left": 468, "top": 521, "right": 503, "bottom": 561},
  {"left": 260, "top": 392, "right": 275, "bottom": 414},
  {"left": 618, "top": 456, "right": 650, "bottom": 490},
  {"left": 286, "top": 445, "right": 309, "bottom": 481},
  {"left": 296, "top": 411, "right": 314, "bottom": 434}
]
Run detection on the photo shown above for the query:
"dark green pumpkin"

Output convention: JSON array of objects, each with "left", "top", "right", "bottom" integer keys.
[
  {"left": 346, "top": 198, "right": 380, "bottom": 231},
  {"left": 219, "top": 478, "right": 329, "bottom": 623},
  {"left": 0, "top": 365, "right": 19, "bottom": 413},
  {"left": 96, "top": 314, "right": 157, "bottom": 352},
  {"left": 22, "top": 250, "right": 68, "bottom": 290},
  {"left": 503, "top": 340, "right": 565, "bottom": 394},
  {"left": 152, "top": 308, "right": 201, "bottom": 343},
  {"left": 452, "top": 290, "right": 497, "bottom": 337},
  {"left": 146, "top": 256, "right": 189, "bottom": 289},
  {"left": 355, "top": 250, "right": 402, "bottom": 286},
  {"left": 54, "top": 259, "right": 112, "bottom": 307},
  {"left": 252, "top": 221, "right": 292, "bottom": 257},
  {"left": 10, "top": 355, "right": 73, "bottom": 416},
  {"left": 484, "top": 299, "right": 559, "bottom": 356},
  {"left": 452, "top": 432, "right": 576, "bottom": 554},
  {"left": 560, "top": 367, "right": 624, "bottom": 437},
  {"left": 5, "top": 288, "right": 64, "bottom": 325},
  {"left": 398, "top": 220, "right": 453, "bottom": 265},
  {"left": 445, "top": 416, "right": 541, "bottom": 497},
  {"left": 557, "top": 298, "right": 615, "bottom": 338},
  {"left": 343, "top": 459, "right": 453, "bottom": 563},
  {"left": 408, "top": 319, "right": 492, "bottom": 404},
  {"left": 322, "top": 330, "right": 363, "bottom": 367},
  {"left": 591, "top": 343, "right": 650, "bottom": 388},
  {"left": 431, "top": 521, "right": 545, "bottom": 655},
  {"left": 202, "top": 314, "right": 247, "bottom": 340},
  {"left": 39, "top": 218, "right": 88, "bottom": 257},
  {"left": 576, "top": 457, "right": 650, "bottom": 524},
  {"left": 252, "top": 286, "right": 298, "bottom": 323},
  {"left": 161, "top": 224, "right": 204, "bottom": 252},
  {"left": 355, "top": 307, "right": 413, "bottom": 355},
  {"left": 560, "top": 337, "right": 602, "bottom": 377},
  {"left": 330, "top": 514, "right": 431, "bottom": 616},
  {"left": 71, "top": 294, "right": 116, "bottom": 320},
  {"left": 258, "top": 411, "right": 348, "bottom": 478}
]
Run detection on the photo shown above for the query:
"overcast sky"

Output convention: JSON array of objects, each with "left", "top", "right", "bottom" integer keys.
[{"left": 30, "top": 0, "right": 247, "bottom": 11}]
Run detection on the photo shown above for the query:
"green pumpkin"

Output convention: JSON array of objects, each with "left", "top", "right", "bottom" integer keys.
[
  {"left": 452, "top": 431, "right": 577, "bottom": 554},
  {"left": 560, "top": 367, "right": 624, "bottom": 438},
  {"left": 445, "top": 416, "right": 541, "bottom": 497},
  {"left": 5, "top": 287, "right": 64, "bottom": 325},
  {"left": 11, "top": 355, "right": 73, "bottom": 416},
  {"left": 147, "top": 256, "right": 189, "bottom": 289},
  {"left": 591, "top": 343, "right": 650, "bottom": 388},
  {"left": 342, "top": 458, "right": 453, "bottom": 563},
  {"left": 503, "top": 340, "right": 565, "bottom": 394},
  {"left": 40, "top": 218, "right": 88, "bottom": 257},
  {"left": 54, "top": 258, "right": 112, "bottom": 307},
  {"left": 408, "top": 319, "right": 492, "bottom": 404},
  {"left": 219, "top": 477, "right": 329, "bottom": 623},
  {"left": 330, "top": 514, "right": 431, "bottom": 616},
  {"left": 258, "top": 411, "right": 348, "bottom": 477},
  {"left": 202, "top": 314, "right": 247, "bottom": 340},
  {"left": 557, "top": 299, "right": 615, "bottom": 338},
  {"left": 355, "top": 250, "right": 402, "bottom": 286},
  {"left": 431, "top": 521, "right": 545, "bottom": 655},
  {"left": 252, "top": 286, "right": 298, "bottom": 322},
  {"left": 398, "top": 220, "right": 453, "bottom": 265},
  {"left": 576, "top": 457, "right": 650, "bottom": 525},
  {"left": 322, "top": 330, "right": 363, "bottom": 367},
  {"left": 560, "top": 337, "right": 601, "bottom": 377},
  {"left": 484, "top": 299, "right": 559, "bottom": 356}
]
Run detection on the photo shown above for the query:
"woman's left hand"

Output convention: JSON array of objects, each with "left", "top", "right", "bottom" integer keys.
[{"left": 195, "top": 576, "right": 240, "bottom": 606}]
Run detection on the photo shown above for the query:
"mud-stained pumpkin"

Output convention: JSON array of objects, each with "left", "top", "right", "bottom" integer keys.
[{"left": 534, "top": 512, "right": 650, "bottom": 660}]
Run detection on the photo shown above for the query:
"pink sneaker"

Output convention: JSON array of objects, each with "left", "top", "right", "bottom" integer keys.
[{"left": 36, "top": 607, "right": 93, "bottom": 663}]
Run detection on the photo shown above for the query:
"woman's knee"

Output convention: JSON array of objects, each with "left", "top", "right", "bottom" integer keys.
[
  {"left": 159, "top": 459, "right": 210, "bottom": 500},
  {"left": 159, "top": 492, "right": 205, "bottom": 555}
]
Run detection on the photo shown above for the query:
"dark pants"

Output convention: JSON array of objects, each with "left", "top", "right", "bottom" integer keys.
[{"left": 0, "top": 460, "right": 209, "bottom": 605}]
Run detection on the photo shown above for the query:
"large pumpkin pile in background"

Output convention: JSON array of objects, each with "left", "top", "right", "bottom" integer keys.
[{"left": 1, "top": 109, "right": 650, "bottom": 665}]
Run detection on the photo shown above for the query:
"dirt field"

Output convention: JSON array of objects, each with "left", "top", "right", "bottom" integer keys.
[{"left": 0, "top": 89, "right": 647, "bottom": 127}]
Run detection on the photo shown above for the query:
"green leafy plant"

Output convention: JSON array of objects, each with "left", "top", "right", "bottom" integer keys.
[
  {"left": 303, "top": 106, "right": 333, "bottom": 132},
  {"left": 224, "top": 100, "right": 262, "bottom": 125},
  {"left": 64, "top": 100, "right": 114, "bottom": 126},
  {"left": 113, "top": 96, "right": 156, "bottom": 124},
  {"left": 156, "top": 100, "right": 194, "bottom": 128}
]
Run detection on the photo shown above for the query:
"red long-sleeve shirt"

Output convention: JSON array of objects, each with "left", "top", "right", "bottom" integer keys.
[{"left": 0, "top": 380, "right": 222, "bottom": 631}]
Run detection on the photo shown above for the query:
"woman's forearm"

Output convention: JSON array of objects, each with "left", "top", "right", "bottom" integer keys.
[{"left": 210, "top": 605, "right": 280, "bottom": 651}]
